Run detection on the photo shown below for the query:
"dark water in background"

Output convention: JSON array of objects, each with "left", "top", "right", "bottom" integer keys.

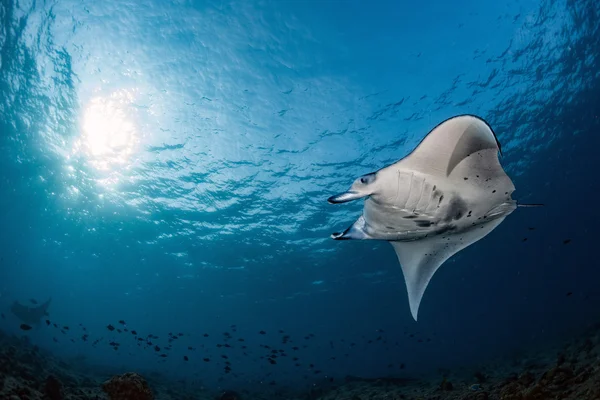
[{"left": 1, "top": 0, "right": 599, "bottom": 392}]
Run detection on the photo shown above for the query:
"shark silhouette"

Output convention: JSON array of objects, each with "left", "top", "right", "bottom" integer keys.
[{"left": 10, "top": 298, "right": 51, "bottom": 326}]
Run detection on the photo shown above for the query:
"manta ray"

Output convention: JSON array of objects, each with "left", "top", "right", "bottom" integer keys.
[
  {"left": 10, "top": 298, "right": 52, "bottom": 326},
  {"left": 328, "top": 115, "right": 539, "bottom": 320}
]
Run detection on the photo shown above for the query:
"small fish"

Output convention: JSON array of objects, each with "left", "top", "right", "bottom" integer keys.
[
  {"left": 118, "top": 320, "right": 126, "bottom": 325},
  {"left": 184, "top": 356, "right": 189, "bottom": 361},
  {"left": 160, "top": 354, "right": 167, "bottom": 358},
  {"left": 20, "top": 324, "right": 33, "bottom": 331},
  {"left": 203, "top": 333, "right": 209, "bottom": 337},
  {"left": 154, "top": 346, "right": 160, "bottom": 352},
  {"left": 259, "top": 330, "right": 266, "bottom": 335},
  {"left": 45, "top": 320, "right": 50, "bottom": 326},
  {"left": 203, "top": 358, "right": 210, "bottom": 362},
  {"left": 29, "top": 299, "right": 38, "bottom": 305},
  {"left": 107, "top": 324, "right": 115, "bottom": 331},
  {"left": 566, "top": 292, "right": 573, "bottom": 297},
  {"left": 131, "top": 330, "right": 137, "bottom": 335},
  {"left": 63, "top": 326, "right": 69, "bottom": 330},
  {"left": 563, "top": 239, "right": 572, "bottom": 244},
  {"left": 117, "top": 329, "right": 122, "bottom": 333},
  {"left": 1, "top": 313, "right": 4, "bottom": 319}
]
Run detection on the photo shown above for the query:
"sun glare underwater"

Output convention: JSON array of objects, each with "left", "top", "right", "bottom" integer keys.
[{"left": 1, "top": 0, "right": 600, "bottom": 398}]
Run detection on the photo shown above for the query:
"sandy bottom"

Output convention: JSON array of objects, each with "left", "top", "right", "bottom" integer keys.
[{"left": 1, "top": 324, "right": 600, "bottom": 400}]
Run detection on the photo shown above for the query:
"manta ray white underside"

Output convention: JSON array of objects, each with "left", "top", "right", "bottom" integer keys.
[{"left": 328, "top": 115, "right": 521, "bottom": 321}]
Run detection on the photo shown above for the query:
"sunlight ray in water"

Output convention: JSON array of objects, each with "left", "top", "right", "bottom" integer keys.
[{"left": 73, "top": 89, "right": 139, "bottom": 176}]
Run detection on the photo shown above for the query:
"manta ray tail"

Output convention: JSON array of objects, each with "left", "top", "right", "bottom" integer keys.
[{"left": 517, "top": 203, "right": 544, "bottom": 207}]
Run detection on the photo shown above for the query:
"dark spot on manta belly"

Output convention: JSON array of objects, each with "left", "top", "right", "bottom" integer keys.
[
  {"left": 435, "top": 224, "right": 457, "bottom": 235},
  {"left": 415, "top": 220, "right": 433, "bottom": 227},
  {"left": 403, "top": 215, "right": 418, "bottom": 219},
  {"left": 444, "top": 196, "right": 468, "bottom": 222}
]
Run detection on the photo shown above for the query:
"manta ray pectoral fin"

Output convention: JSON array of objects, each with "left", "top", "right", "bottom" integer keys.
[
  {"left": 390, "top": 217, "right": 506, "bottom": 321},
  {"left": 400, "top": 115, "right": 504, "bottom": 180},
  {"left": 331, "top": 216, "right": 372, "bottom": 240}
]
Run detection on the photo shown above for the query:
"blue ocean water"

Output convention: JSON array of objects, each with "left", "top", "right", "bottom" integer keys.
[{"left": 1, "top": 0, "right": 599, "bottom": 393}]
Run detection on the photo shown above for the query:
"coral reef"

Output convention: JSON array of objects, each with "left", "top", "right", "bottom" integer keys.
[
  {"left": 102, "top": 372, "right": 154, "bottom": 400},
  {"left": 311, "top": 326, "right": 600, "bottom": 400},
  {"left": 0, "top": 324, "right": 599, "bottom": 399},
  {"left": 218, "top": 390, "right": 241, "bottom": 400}
]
